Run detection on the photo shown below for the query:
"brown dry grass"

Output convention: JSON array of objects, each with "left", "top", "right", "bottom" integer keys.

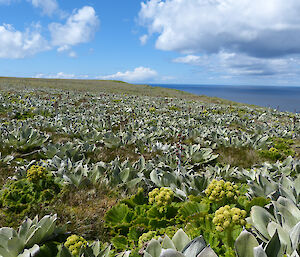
[
  {"left": 292, "top": 139, "right": 300, "bottom": 159},
  {"left": 87, "top": 145, "right": 155, "bottom": 163},
  {"left": 0, "top": 166, "right": 14, "bottom": 187},
  {"left": 216, "top": 146, "right": 268, "bottom": 168},
  {"left": 50, "top": 185, "right": 119, "bottom": 240},
  {"left": 0, "top": 184, "right": 120, "bottom": 239}
]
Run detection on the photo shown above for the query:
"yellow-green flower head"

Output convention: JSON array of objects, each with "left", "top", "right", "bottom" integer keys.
[
  {"left": 138, "top": 231, "right": 158, "bottom": 248},
  {"left": 269, "top": 147, "right": 279, "bottom": 153},
  {"left": 205, "top": 179, "right": 240, "bottom": 202},
  {"left": 213, "top": 206, "right": 247, "bottom": 231},
  {"left": 26, "top": 165, "right": 48, "bottom": 183},
  {"left": 148, "top": 187, "right": 174, "bottom": 206},
  {"left": 64, "top": 234, "right": 87, "bottom": 256}
]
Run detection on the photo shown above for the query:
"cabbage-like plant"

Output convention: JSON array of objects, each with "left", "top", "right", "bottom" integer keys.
[
  {"left": 183, "top": 145, "right": 218, "bottom": 166},
  {"left": 0, "top": 152, "right": 14, "bottom": 164},
  {"left": 150, "top": 167, "right": 208, "bottom": 199},
  {"left": 103, "top": 132, "right": 122, "bottom": 149},
  {"left": 142, "top": 229, "right": 217, "bottom": 257},
  {"left": 246, "top": 197, "right": 300, "bottom": 255},
  {"left": 3, "top": 125, "right": 49, "bottom": 153},
  {"left": 0, "top": 214, "right": 61, "bottom": 257},
  {"left": 235, "top": 229, "right": 300, "bottom": 257},
  {"left": 204, "top": 164, "right": 241, "bottom": 181}
]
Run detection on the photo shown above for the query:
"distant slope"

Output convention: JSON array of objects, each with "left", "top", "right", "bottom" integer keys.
[{"left": 0, "top": 77, "right": 240, "bottom": 105}]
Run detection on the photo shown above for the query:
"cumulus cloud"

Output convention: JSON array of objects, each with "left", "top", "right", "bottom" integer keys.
[
  {"left": 173, "top": 52, "right": 300, "bottom": 77},
  {"left": 139, "top": 0, "right": 300, "bottom": 58},
  {"left": 0, "top": 23, "right": 49, "bottom": 59},
  {"left": 0, "top": 5, "right": 100, "bottom": 59},
  {"left": 49, "top": 6, "right": 99, "bottom": 48},
  {"left": 173, "top": 55, "right": 202, "bottom": 65},
  {"left": 100, "top": 67, "right": 158, "bottom": 82},
  {"left": 30, "top": 0, "right": 58, "bottom": 16}
]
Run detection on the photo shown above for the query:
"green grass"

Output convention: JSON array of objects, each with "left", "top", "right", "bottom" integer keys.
[{"left": 0, "top": 76, "right": 243, "bottom": 106}]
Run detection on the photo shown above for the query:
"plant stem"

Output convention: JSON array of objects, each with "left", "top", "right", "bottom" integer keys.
[{"left": 226, "top": 227, "right": 234, "bottom": 248}]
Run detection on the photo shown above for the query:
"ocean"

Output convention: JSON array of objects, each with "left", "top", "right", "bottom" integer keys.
[{"left": 150, "top": 84, "right": 300, "bottom": 113}]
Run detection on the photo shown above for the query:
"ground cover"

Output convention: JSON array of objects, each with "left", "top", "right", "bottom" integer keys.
[{"left": 0, "top": 78, "right": 299, "bottom": 257}]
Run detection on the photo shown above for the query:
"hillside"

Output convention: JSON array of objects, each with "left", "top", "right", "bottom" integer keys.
[
  {"left": 0, "top": 78, "right": 299, "bottom": 257},
  {"left": 0, "top": 77, "right": 244, "bottom": 105}
]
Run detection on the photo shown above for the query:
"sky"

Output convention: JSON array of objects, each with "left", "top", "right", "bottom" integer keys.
[{"left": 1, "top": 0, "right": 300, "bottom": 86}]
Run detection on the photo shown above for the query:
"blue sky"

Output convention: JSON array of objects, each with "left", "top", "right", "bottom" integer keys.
[{"left": 1, "top": 0, "right": 300, "bottom": 86}]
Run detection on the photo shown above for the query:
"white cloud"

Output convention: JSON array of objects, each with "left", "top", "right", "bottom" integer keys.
[
  {"left": 51, "top": 72, "right": 76, "bottom": 79},
  {"left": 35, "top": 72, "right": 89, "bottom": 79},
  {"left": 100, "top": 67, "right": 158, "bottom": 82},
  {"left": 139, "top": 34, "right": 148, "bottom": 45},
  {"left": 139, "top": 0, "right": 300, "bottom": 58},
  {"left": 30, "top": 0, "right": 58, "bottom": 16},
  {"left": 0, "top": 23, "right": 49, "bottom": 59},
  {"left": 68, "top": 51, "right": 77, "bottom": 58},
  {"left": 173, "top": 52, "right": 300, "bottom": 77},
  {"left": 56, "top": 45, "right": 77, "bottom": 58},
  {"left": 57, "top": 45, "right": 70, "bottom": 52},
  {"left": 0, "top": 5, "right": 100, "bottom": 59},
  {"left": 49, "top": 6, "right": 99, "bottom": 48},
  {"left": 173, "top": 55, "right": 202, "bottom": 65}
]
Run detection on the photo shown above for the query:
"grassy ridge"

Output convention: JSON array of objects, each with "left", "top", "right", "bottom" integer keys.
[{"left": 0, "top": 76, "right": 240, "bottom": 105}]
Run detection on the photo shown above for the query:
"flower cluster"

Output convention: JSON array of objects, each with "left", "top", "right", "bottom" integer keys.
[
  {"left": 213, "top": 205, "right": 247, "bottom": 232},
  {"left": 138, "top": 231, "right": 158, "bottom": 248},
  {"left": 149, "top": 187, "right": 174, "bottom": 206},
  {"left": 26, "top": 165, "right": 48, "bottom": 183},
  {"left": 205, "top": 179, "right": 239, "bottom": 202},
  {"left": 269, "top": 147, "right": 279, "bottom": 153},
  {"left": 64, "top": 234, "right": 88, "bottom": 256},
  {"left": 149, "top": 107, "right": 156, "bottom": 113}
]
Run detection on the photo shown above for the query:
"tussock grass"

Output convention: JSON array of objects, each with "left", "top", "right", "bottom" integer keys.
[
  {"left": 0, "top": 166, "right": 14, "bottom": 187},
  {"left": 216, "top": 146, "right": 268, "bottom": 168},
  {"left": 47, "top": 184, "right": 119, "bottom": 241}
]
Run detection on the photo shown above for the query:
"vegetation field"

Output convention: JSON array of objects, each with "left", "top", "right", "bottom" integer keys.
[{"left": 0, "top": 77, "right": 299, "bottom": 257}]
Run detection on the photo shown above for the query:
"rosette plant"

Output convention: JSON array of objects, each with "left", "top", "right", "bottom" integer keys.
[
  {"left": 142, "top": 229, "right": 217, "bottom": 257},
  {"left": 0, "top": 214, "right": 61, "bottom": 257}
]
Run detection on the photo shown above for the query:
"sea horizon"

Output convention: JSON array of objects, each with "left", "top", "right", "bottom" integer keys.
[{"left": 149, "top": 83, "right": 300, "bottom": 113}]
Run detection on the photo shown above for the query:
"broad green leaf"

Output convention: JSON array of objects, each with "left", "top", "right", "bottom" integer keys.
[
  {"left": 181, "top": 236, "right": 206, "bottom": 257},
  {"left": 171, "top": 229, "right": 190, "bottom": 252},
  {"left": 119, "top": 168, "right": 130, "bottom": 183},
  {"left": 235, "top": 230, "right": 259, "bottom": 257},
  {"left": 111, "top": 236, "right": 128, "bottom": 249},
  {"left": 197, "top": 246, "right": 218, "bottom": 257},
  {"left": 179, "top": 202, "right": 209, "bottom": 219},
  {"left": 105, "top": 204, "right": 129, "bottom": 225},
  {"left": 267, "top": 221, "right": 291, "bottom": 253},
  {"left": 253, "top": 245, "right": 267, "bottom": 257},
  {"left": 265, "top": 230, "right": 282, "bottom": 257},
  {"left": 145, "top": 239, "right": 161, "bottom": 257},
  {"left": 161, "top": 235, "right": 176, "bottom": 250},
  {"left": 160, "top": 249, "right": 185, "bottom": 257},
  {"left": 248, "top": 206, "right": 274, "bottom": 240},
  {"left": 290, "top": 221, "right": 300, "bottom": 252}
]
